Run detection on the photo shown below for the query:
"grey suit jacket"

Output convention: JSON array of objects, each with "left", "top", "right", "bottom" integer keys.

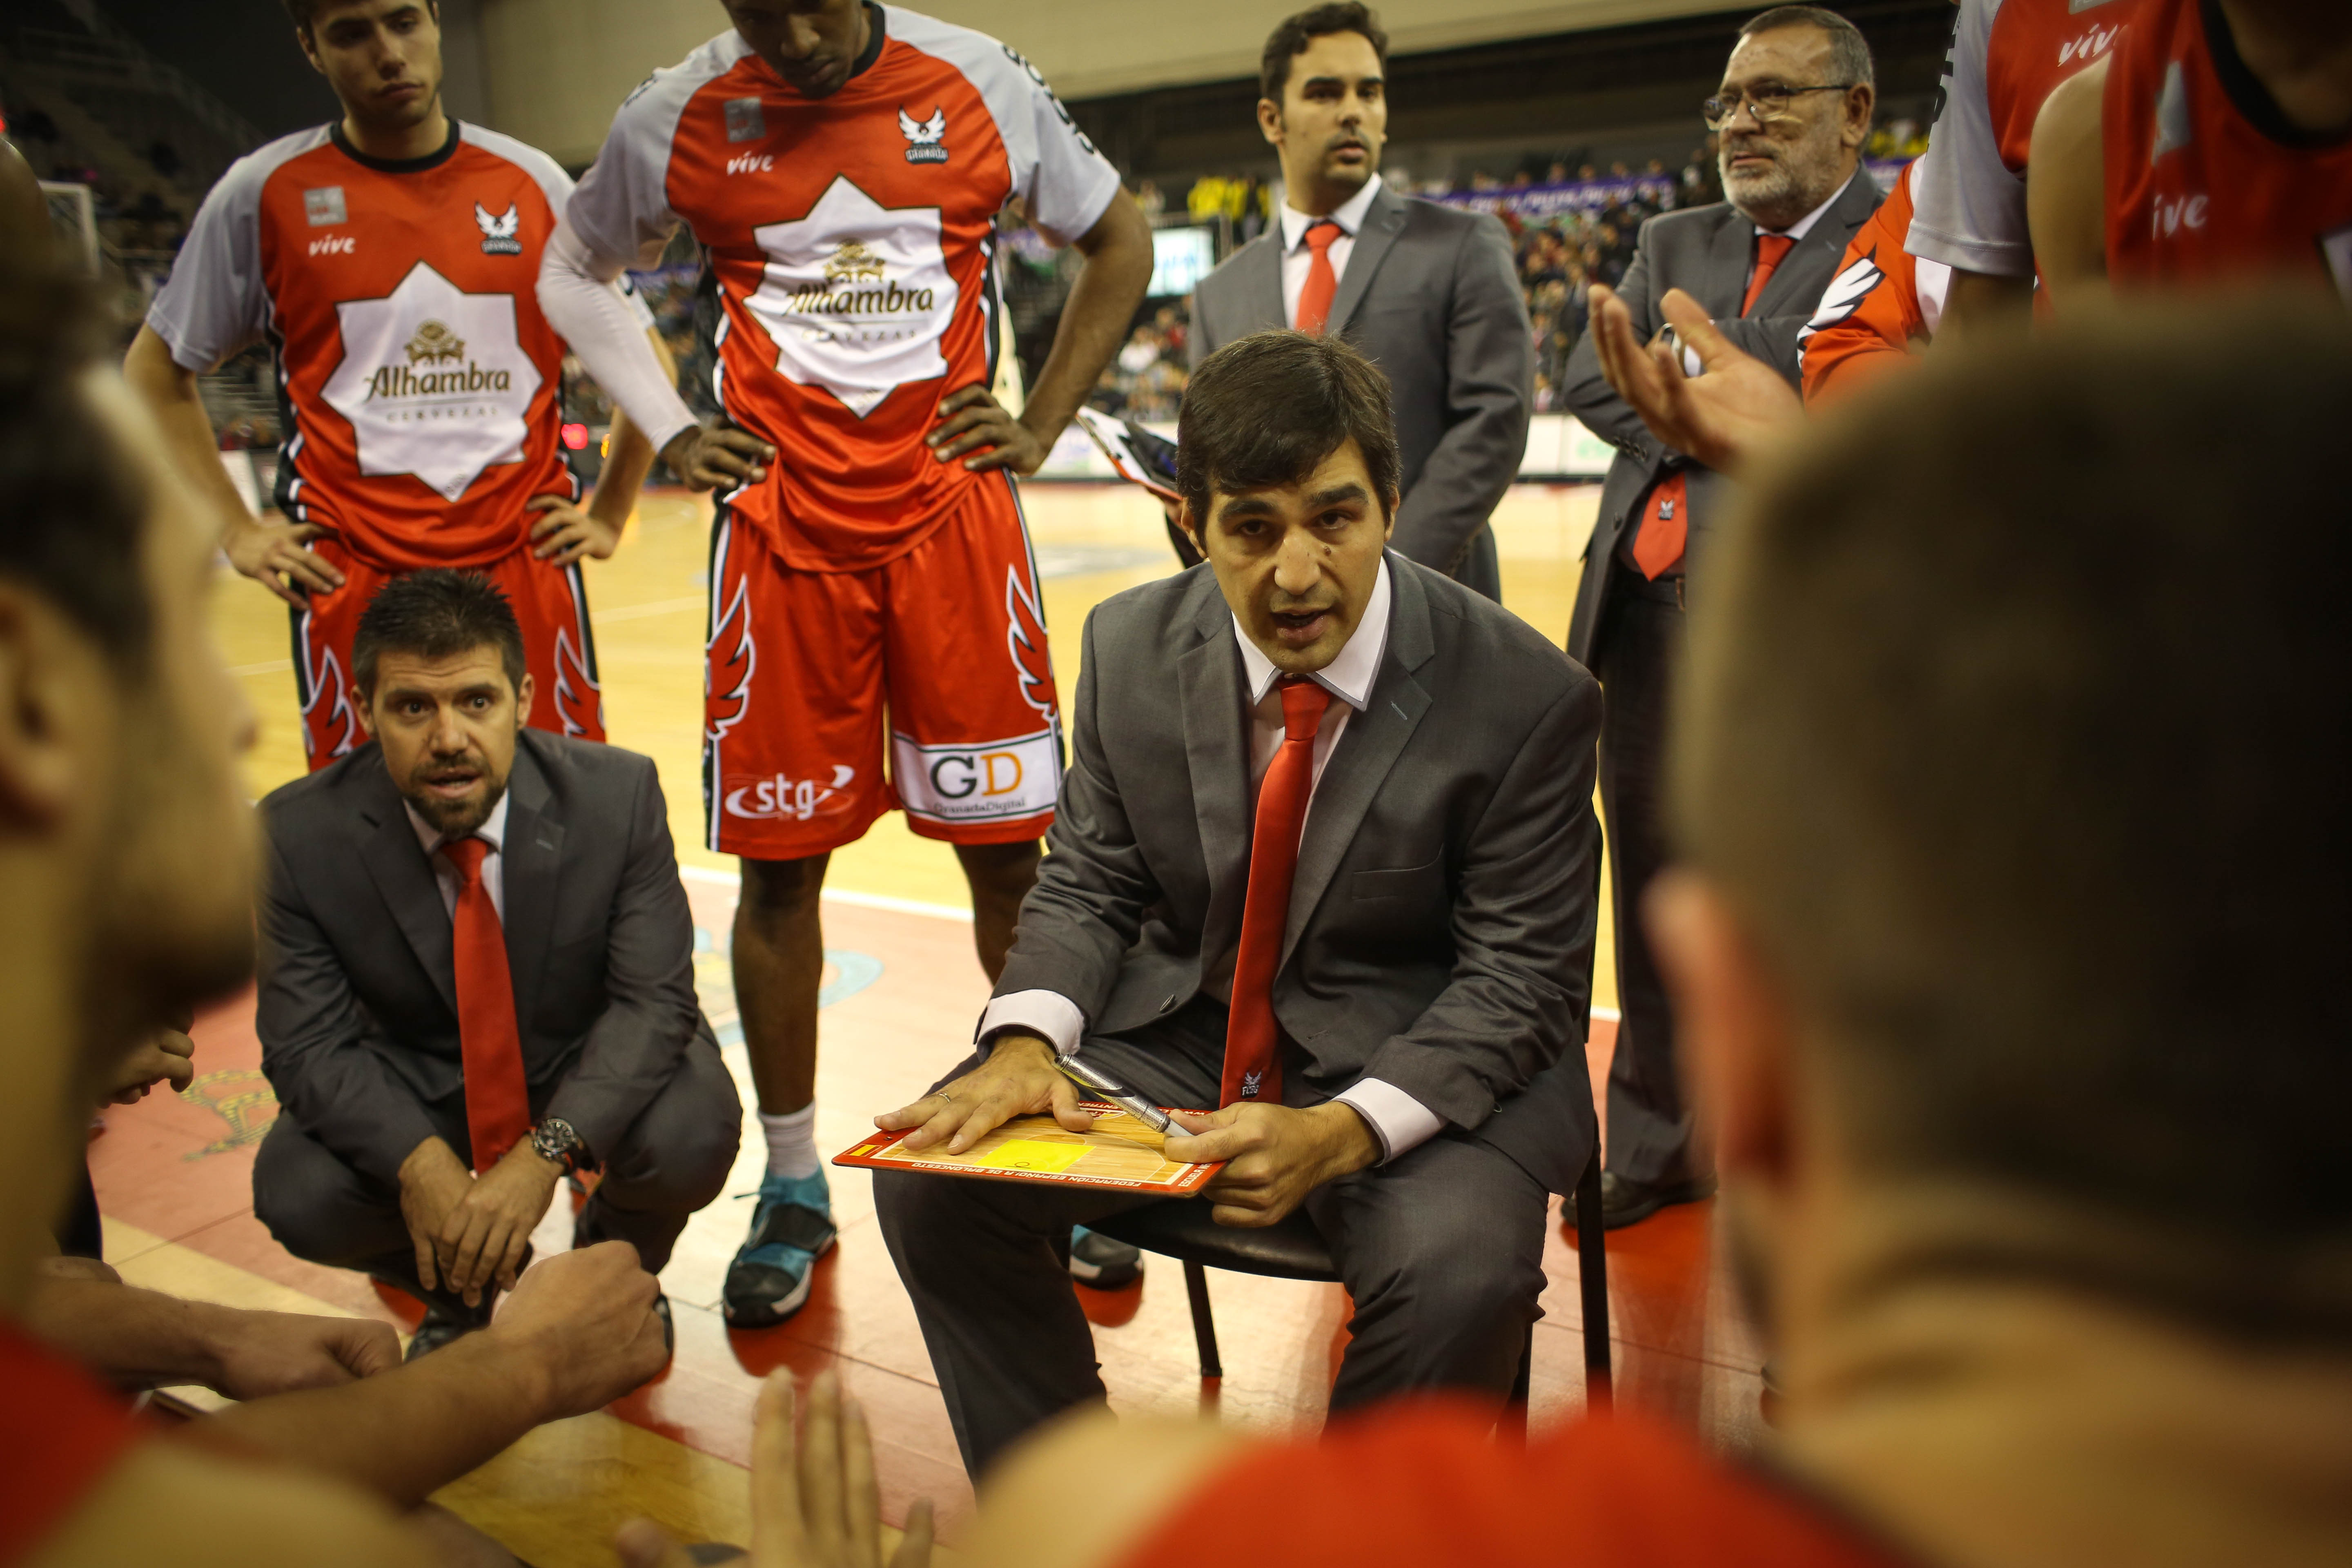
[
  {"left": 1190, "top": 186, "right": 1533, "bottom": 597},
  {"left": 256, "top": 731, "right": 715, "bottom": 1182},
  {"left": 995, "top": 554, "right": 1603, "bottom": 1194},
  {"left": 1561, "top": 170, "right": 1883, "bottom": 664}
]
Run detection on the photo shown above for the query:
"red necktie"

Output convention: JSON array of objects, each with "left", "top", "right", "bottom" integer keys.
[
  {"left": 1632, "top": 233, "right": 1798, "bottom": 581},
  {"left": 441, "top": 837, "right": 532, "bottom": 1172},
  {"left": 1222, "top": 678, "right": 1332, "bottom": 1107},
  {"left": 1296, "top": 220, "right": 1341, "bottom": 335}
]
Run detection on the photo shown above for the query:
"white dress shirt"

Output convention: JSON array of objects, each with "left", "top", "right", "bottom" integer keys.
[
  {"left": 1278, "top": 174, "right": 1385, "bottom": 329},
  {"left": 405, "top": 791, "right": 510, "bottom": 922},
  {"left": 977, "top": 561, "right": 1446, "bottom": 1163}
]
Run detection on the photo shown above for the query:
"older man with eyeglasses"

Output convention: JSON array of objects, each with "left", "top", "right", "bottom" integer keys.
[{"left": 1559, "top": 4, "right": 1882, "bottom": 1230}]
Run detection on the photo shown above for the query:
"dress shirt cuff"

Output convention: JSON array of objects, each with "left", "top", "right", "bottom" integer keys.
[
  {"left": 975, "top": 990, "right": 1085, "bottom": 1058},
  {"left": 1333, "top": 1078, "right": 1445, "bottom": 1164}
]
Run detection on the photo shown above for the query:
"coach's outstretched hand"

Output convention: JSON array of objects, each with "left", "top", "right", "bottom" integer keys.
[
  {"left": 928, "top": 384, "right": 1050, "bottom": 474},
  {"left": 875, "top": 1034, "right": 1094, "bottom": 1155},
  {"left": 224, "top": 513, "right": 343, "bottom": 606},
  {"left": 662, "top": 422, "right": 776, "bottom": 491},
  {"left": 616, "top": 1370, "right": 934, "bottom": 1568},
  {"left": 1163, "top": 1102, "right": 1379, "bottom": 1227},
  {"left": 1588, "top": 283, "right": 1802, "bottom": 474}
]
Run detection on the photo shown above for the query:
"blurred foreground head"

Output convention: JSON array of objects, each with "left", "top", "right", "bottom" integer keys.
[
  {"left": 0, "top": 249, "right": 258, "bottom": 1145},
  {"left": 1672, "top": 303, "right": 2352, "bottom": 1345}
]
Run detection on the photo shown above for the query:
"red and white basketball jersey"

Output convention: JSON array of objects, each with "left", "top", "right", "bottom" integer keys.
[
  {"left": 1909, "top": 0, "right": 2142, "bottom": 276},
  {"left": 1801, "top": 158, "right": 1951, "bottom": 401},
  {"left": 2103, "top": 0, "right": 2352, "bottom": 298},
  {"left": 564, "top": 4, "right": 1121, "bottom": 572},
  {"left": 147, "top": 122, "right": 623, "bottom": 571}
]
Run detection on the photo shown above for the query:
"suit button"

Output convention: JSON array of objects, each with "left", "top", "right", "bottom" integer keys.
[{"left": 1158, "top": 995, "right": 1177, "bottom": 1014}]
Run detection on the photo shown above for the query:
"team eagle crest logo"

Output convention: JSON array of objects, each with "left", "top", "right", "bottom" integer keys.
[
  {"left": 474, "top": 202, "right": 523, "bottom": 255},
  {"left": 898, "top": 106, "right": 948, "bottom": 164}
]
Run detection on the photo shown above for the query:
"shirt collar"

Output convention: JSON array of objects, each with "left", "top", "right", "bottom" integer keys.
[
  {"left": 1233, "top": 556, "right": 1392, "bottom": 710},
  {"left": 405, "top": 789, "right": 510, "bottom": 862},
  {"left": 1281, "top": 173, "right": 1385, "bottom": 252},
  {"left": 1756, "top": 166, "right": 1860, "bottom": 242}
]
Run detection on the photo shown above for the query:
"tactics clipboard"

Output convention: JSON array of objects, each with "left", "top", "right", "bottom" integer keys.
[{"left": 833, "top": 1102, "right": 1221, "bottom": 1194}]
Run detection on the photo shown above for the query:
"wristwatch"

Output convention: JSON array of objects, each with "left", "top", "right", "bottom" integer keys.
[{"left": 530, "top": 1116, "right": 594, "bottom": 1174}]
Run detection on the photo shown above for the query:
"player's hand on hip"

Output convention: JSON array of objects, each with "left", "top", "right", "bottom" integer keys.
[
  {"left": 396, "top": 1136, "right": 475, "bottom": 1297},
  {"left": 1165, "top": 1102, "right": 1380, "bottom": 1227},
  {"left": 223, "top": 513, "right": 341, "bottom": 606},
  {"left": 206, "top": 1309, "right": 402, "bottom": 1399},
  {"left": 616, "top": 1370, "right": 933, "bottom": 1568},
  {"left": 661, "top": 423, "right": 774, "bottom": 491},
  {"left": 927, "top": 385, "right": 1049, "bottom": 474},
  {"left": 438, "top": 1139, "right": 564, "bottom": 1307},
  {"left": 874, "top": 1033, "right": 1091, "bottom": 1155},
  {"left": 490, "top": 1241, "right": 668, "bottom": 1419},
  {"left": 527, "top": 492, "right": 622, "bottom": 565}
]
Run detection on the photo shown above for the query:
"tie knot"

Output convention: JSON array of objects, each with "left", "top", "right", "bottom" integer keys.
[
  {"left": 1757, "top": 233, "right": 1794, "bottom": 267},
  {"left": 440, "top": 836, "right": 491, "bottom": 882},
  {"left": 1303, "top": 219, "right": 1341, "bottom": 254},
  {"left": 1277, "top": 677, "right": 1332, "bottom": 741}
]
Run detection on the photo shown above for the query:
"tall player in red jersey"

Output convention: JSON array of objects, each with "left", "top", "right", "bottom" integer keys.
[
  {"left": 124, "top": 0, "right": 671, "bottom": 768},
  {"left": 2031, "top": 0, "right": 2352, "bottom": 310},
  {"left": 541, "top": 0, "right": 1152, "bottom": 1325},
  {"left": 1798, "top": 156, "right": 1952, "bottom": 401},
  {"left": 1905, "top": 0, "right": 2142, "bottom": 331}
]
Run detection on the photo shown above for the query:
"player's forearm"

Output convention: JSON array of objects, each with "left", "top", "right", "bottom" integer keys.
[
  {"left": 1938, "top": 269, "right": 2035, "bottom": 342},
  {"left": 538, "top": 223, "right": 697, "bottom": 454},
  {"left": 24, "top": 1269, "right": 249, "bottom": 1392},
  {"left": 586, "top": 330, "right": 675, "bottom": 525},
  {"left": 205, "top": 1327, "right": 558, "bottom": 1507},
  {"left": 123, "top": 327, "right": 254, "bottom": 542},
  {"left": 1018, "top": 196, "right": 1154, "bottom": 448}
]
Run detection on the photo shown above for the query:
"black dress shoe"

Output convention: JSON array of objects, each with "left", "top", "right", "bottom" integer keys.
[
  {"left": 404, "top": 1303, "right": 487, "bottom": 1361},
  {"left": 1570, "top": 1170, "right": 1718, "bottom": 1231}
]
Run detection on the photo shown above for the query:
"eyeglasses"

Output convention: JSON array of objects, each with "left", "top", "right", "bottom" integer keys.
[{"left": 1702, "top": 83, "right": 1853, "bottom": 128}]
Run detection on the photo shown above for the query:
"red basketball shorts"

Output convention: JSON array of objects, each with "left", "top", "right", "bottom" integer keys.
[
  {"left": 702, "top": 473, "right": 1062, "bottom": 860},
  {"left": 291, "top": 536, "right": 605, "bottom": 771}
]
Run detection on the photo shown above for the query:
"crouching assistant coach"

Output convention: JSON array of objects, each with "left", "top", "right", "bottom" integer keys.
[
  {"left": 251, "top": 571, "right": 739, "bottom": 1356},
  {"left": 874, "top": 331, "right": 1603, "bottom": 1477}
]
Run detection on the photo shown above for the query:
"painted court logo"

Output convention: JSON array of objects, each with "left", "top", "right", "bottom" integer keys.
[{"left": 899, "top": 106, "right": 947, "bottom": 163}]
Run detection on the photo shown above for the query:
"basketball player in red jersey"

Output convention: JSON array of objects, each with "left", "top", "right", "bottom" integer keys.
[
  {"left": 2031, "top": 0, "right": 2352, "bottom": 310},
  {"left": 1798, "top": 156, "right": 1952, "bottom": 400},
  {"left": 123, "top": 0, "right": 673, "bottom": 768},
  {"left": 1906, "top": 0, "right": 2142, "bottom": 331},
  {"left": 541, "top": 1, "right": 1152, "bottom": 1326}
]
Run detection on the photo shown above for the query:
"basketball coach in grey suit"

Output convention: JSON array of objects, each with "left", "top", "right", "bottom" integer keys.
[
  {"left": 1189, "top": 3, "right": 1531, "bottom": 601},
  {"left": 1561, "top": 5, "right": 1881, "bottom": 1228},
  {"left": 252, "top": 571, "right": 739, "bottom": 1356},
  {"left": 873, "top": 332, "right": 1600, "bottom": 1479}
]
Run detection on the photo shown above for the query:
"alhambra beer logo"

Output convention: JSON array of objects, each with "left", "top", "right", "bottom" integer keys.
[
  {"left": 781, "top": 238, "right": 936, "bottom": 317},
  {"left": 364, "top": 317, "right": 515, "bottom": 400}
]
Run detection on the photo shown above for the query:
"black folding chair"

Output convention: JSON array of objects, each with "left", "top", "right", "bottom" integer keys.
[{"left": 1091, "top": 1149, "right": 1612, "bottom": 1431}]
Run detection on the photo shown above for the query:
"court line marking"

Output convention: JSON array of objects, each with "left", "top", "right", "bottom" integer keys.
[
  {"left": 591, "top": 593, "right": 708, "bottom": 625},
  {"left": 232, "top": 658, "right": 293, "bottom": 675}
]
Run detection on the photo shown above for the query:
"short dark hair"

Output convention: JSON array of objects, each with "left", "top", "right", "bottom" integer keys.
[
  {"left": 281, "top": 0, "right": 437, "bottom": 38},
  {"left": 1737, "top": 4, "right": 1874, "bottom": 89},
  {"left": 1261, "top": 2, "right": 1389, "bottom": 104},
  {"left": 1676, "top": 305, "right": 2352, "bottom": 1338},
  {"left": 0, "top": 252, "right": 151, "bottom": 670},
  {"left": 1177, "top": 330, "right": 1400, "bottom": 527},
  {"left": 352, "top": 569, "right": 526, "bottom": 699}
]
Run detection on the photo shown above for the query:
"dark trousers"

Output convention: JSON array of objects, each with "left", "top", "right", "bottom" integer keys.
[
  {"left": 1592, "top": 583, "right": 1708, "bottom": 1185},
  {"left": 252, "top": 1036, "right": 740, "bottom": 1319},
  {"left": 873, "top": 1001, "right": 1550, "bottom": 1479}
]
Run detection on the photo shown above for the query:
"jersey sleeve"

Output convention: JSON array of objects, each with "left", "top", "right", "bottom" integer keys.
[
  {"left": 143, "top": 145, "right": 286, "bottom": 372},
  {"left": 565, "top": 40, "right": 744, "bottom": 270},
  {"left": 1908, "top": 0, "right": 2033, "bottom": 276},
  {"left": 1000, "top": 49, "right": 1121, "bottom": 244}
]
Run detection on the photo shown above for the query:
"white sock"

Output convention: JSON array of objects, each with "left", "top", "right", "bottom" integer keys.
[{"left": 760, "top": 1105, "right": 821, "bottom": 1180}]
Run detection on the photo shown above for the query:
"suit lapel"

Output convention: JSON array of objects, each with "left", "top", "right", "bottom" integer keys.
[
  {"left": 1177, "top": 583, "right": 1252, "bottom": 915},
  {"left": 1705, "top": 206, "right": 1755, "bottom": 321},
  {"left": 1753, "top": 169, "right": 1880, "bottom": 317},
  {"left": 355, "top": 757, "right": 459, "bottom": 1016},
  {"left": 499, "top": 741, "right": 562, "bottom": 1037},
  {"left": 1281, "top": 557, "right": 1434, "bottom": 966},
  {"left": 1240, "top": 233, "right": 1287, "bottom": 332},
  {"left": 1326, "top": 187, "right": 1406, "bottom": 338}
]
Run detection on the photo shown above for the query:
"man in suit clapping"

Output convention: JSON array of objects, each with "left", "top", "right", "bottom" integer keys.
[{"left": 874, "top": 332, "right": 1601, "bottom": 1478}]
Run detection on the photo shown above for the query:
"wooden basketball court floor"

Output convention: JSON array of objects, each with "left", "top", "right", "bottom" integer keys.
[{"left": 89, "top": 482, "right": 1765, "bottom": 1564}]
